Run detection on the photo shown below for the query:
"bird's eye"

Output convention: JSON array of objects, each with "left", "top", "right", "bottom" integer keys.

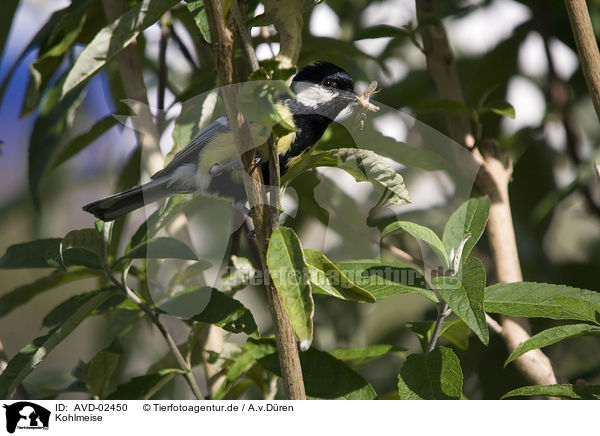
[{"left": 323, "top": 79, "right": 336, "bottom": 88}]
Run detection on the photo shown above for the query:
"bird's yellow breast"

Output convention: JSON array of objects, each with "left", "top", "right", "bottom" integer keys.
[{"left": 196, "top": 106, "right": 297, "bottom": 187}]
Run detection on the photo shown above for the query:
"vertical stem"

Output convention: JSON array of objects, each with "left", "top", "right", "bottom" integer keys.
[
  {"left": 170, "top": 26, "right": 199, "bottom": 70},
  {"left": 427, "top": 302, "right": 449, "bottom": 353},
  {"left": 104, "top": 266, "right": 204, "bottom": 399},
  {"left": 416, "top": 0, "right": 474, "bottom": 149},
  {"left": 231, "top": 0, "right": 260, "bottom": 72},
  {"left": 564, "top": 0, "right": 600, "bottom": 121},
  {"left": 157, "top": 11, "right": 171, "bottom": 133},
  {"left": 203, "top": 0, "right": 306, "bottom": 399}
]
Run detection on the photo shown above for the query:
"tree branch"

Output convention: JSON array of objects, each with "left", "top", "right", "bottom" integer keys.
[
  {"left": 203, "top": 0, "right": 306, "bottom": 400},
  {"left": 416, "top": 0, "right": 558, "bottom": 387},
  {"left": 427, "top": 302, "right": 450, "bottom": 352},
  {"left": 157, "top": 11, "right": 171, "bottom": 133},
  {"left": 231, "top": 0, "right": 259, "bottom": 72},
  {"left": 104, "top": 263, "right": 204, "bottom": 400},
  {"left": 564, "top": 0, "right": 600, "bottom": 121}
]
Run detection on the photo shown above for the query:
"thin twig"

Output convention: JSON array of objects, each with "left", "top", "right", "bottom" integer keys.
[
  {"left": 101, "top": 223, "right": 203, "bottom": 400},
  {"left": 231, "top": 0, "right": 260, "bottom": 72},
  {"left": 537, "top": 20, "right": 600, "bottom": 217},
  {"left": 564, "top": 0, "right": 600, "bottom": 121},
  {"left": 157, "top": 11, "right": 170, "bottom": 133},
  {"left": 427, "top": 302, "right": 450, "bottom": 352},
  {"left": 103, "top": 263, "right": 205, "bottom": 400},
  {"left": 486, "top": 314, "right": 503, "bottom": 335},
  {"left": 268, "top": 136, "right": 281, "bottom": 227},
  {"left": 170, "top": 25, "right": 199, "bottom": 70}
]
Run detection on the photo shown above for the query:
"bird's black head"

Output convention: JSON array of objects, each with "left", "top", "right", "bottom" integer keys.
[
  {"left": 290, "top": 62, "right": 355, "bottom": 119},
  {"left": 292, "top": 61, "right": 354, "bottom": 93}
]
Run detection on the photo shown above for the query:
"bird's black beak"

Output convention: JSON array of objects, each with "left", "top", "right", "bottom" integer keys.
[{"left": 341, "top": 88, "right": 358, "bottom": 102}]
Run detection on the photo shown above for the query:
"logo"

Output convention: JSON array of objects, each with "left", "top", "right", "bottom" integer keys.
[{"left": 3, "top": 402, "right": 50, "bottom": 433}]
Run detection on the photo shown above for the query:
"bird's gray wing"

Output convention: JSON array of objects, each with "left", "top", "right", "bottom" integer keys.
[{"left": 151, "top": 116, "right": 231, "bottom": 179}]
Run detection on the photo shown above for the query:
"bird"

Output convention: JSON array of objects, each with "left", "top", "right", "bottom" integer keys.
[{"left": 83, "top": 62, "right": 355, "bottom": 221}]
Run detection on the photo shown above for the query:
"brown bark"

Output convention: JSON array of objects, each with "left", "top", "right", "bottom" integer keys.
[
  {"left": 564, "top": 0, "right": 600, "bottom": 121},
  {"left": 203, "top": 0, "right": 306, "bottom": 400}
]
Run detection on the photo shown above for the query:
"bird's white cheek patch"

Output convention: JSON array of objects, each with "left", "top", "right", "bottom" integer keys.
[{"left": 294, "top": 83, "right": 338, "bottom": 108}]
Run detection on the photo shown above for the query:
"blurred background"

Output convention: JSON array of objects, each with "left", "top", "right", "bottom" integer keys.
[{"left": 1, "top": 0, "right": 599, "bottom": 399}]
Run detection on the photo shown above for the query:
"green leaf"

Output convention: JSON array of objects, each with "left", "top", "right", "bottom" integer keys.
[
  {"left": 220, "top": 256, "right": 256, "bottom": 293},
  {"left": 123, "top": 237, "right": 198, "bottom": 260},
  {"left": 259, "top": 348, "right": 377, "bottom": 399},
  {"left": 482, "top": 100, "right": 516, "bottom": 119},
  {"left": 21, "top": 0, "right": 103, "bottom": 116},
  {"left": 125, "top": 195, "right": 192, "bottom": 254},
  {"left": 255, "top": 59, "right": 296, "bottom": 81},
  {"left": 0, "top": 0, "right": 92, "bottom": 104},
  {"left": 0, "top": 239, "right": 63, "bottom": 269},
  {"left": 442, "top": 196, "right": 490, "bottom": 265},
  {"left": 0, "top": 269, "right": 102, "bottom": 318},
  {"left": 382, "top": 221, "right": 449, "bottom": 268},
  {"left": 407, "top": 319, "right": 470, "bottom": 351},
  {"left": 0, "top": 1, "right": 19, "bottom": 72},
  {"left": 105, "top": 369, "right": 181, "bottom": 400},
  {"left": 501, "top": 384, "right": 600, "bottom": 400},
  {"left": 267, "top": 227, "right": 314, "bottom": 350},
  {"left": 505, "top": 323, "right": 600, "bottom": 366},
  {"left": 50, "top": 116, "right": 118, "bottom": 169},
  {"left": 304, "top": 249, "right": 375, "bottom": 303},
  {"left": 340, "top": 121, "right": 449, "bottom": 171},
  {"left": 60, "top": 0, "right": 180, "bottom": 99},
  {"left": 62, "top": 228, "right": 105, "bottom": 263},
  {"left": 397, "top": 347, "right": 463, "bottom": 400},
  {"left": 43, "top": 288, "right": 117, "bottom": 327},
  {"left": 159, "top": 287, "right": 258, "bottom": 335},
  {"left": 167, "top": 260, "right": 212, "bottom": 293},
  {"left": 301, "top": 36, "right": 377, "bottom": 64},
  {"left": 0, "top": 238, "right": 102, "bottom": 270},
  {"left": 236, "top": 81, "right": 297, "bottom": 137},
  {"left": 82, "top": 340, "right": 123, "bottom": 397},
  {"left": 215, "top": 338, "right": 277, "bottom": 400},
  {"left": 441, "top": 319, "right": 471, "bottom": 351},
  {"left": 263, "top": 0, "right": 304, "bottom": 67},
  {"left": 0, "top": 288, "right": 117, "bottom": 399},
  {"left": 328, "top": 344, "right": 402, "bottom": 362},
  {"left": 334, "top": 260, "right": 438, "bottom": 303},
  {"left": 185, "top": 0, "right": 211, "bottom": 43},
  {"left": 485, "top": 282, "right": 600, "bottom": 324},
  {"left": 171, "top": 79, "right": 219, "bottom": 148},
  {"left": 435, "top": 258, "right": 489, "bottom": 345},
  {"left": 30, "top": 80, "right": 86, "bottom": 207},
  {"left": 283, "top": 148, "right": 411, "bottom": 208},
  {"left": 354, "top": 24, "right": 408, "bottom": 40}
]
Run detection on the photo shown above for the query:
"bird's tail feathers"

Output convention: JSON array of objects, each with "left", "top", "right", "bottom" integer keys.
[{"left": 83, "top": 178, "right": 172, "bottom": 221}]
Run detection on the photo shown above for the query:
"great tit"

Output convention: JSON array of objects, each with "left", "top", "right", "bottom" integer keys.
[{"left": 83, "top": 62, "right": 355, "bottom": 221}]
